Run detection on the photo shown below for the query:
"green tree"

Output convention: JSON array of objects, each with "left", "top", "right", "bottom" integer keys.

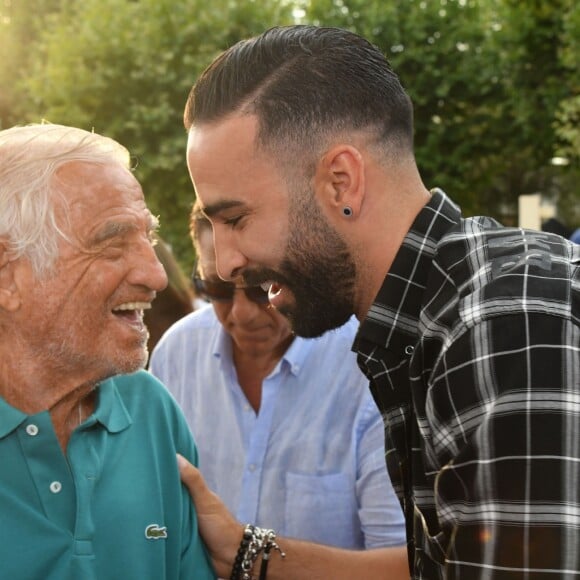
[
  {"left": 552, "top": 0, "right": 580, "bottom": 227},
  {"left": 4, "top": 0, "right": 578, "bottom": 243},
  {"left": 306, "top": 0, "right": 578, "bottom": 225},
  {"left": 491, "top": 0, "right": 578, "bottom": 224},
  {"left": 0, "top": 0, "right": 62, "bottom": 128},
  {"left": 555, "top": 0, "right": 580, "bottom": 162},
  {"left": 22, "top": 0, "right": 295, "bottom": 266}
]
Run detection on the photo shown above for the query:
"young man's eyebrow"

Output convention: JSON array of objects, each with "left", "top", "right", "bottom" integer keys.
[{"left": 201, "top": 200, "right": 245, "bottom": 219}]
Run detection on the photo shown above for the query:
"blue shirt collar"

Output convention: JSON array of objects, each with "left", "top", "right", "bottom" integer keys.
[{"left": 213, "top": 324, "right": 309, "bottom": 378}]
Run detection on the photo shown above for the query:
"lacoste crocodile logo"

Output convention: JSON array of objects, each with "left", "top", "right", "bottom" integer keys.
[{"left": 145, "top": 524, "right": 168, "bottom": 540}]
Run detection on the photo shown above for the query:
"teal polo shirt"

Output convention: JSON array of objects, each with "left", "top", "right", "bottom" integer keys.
[{"left": 0, "top": 370, "right": 216, "bottom": 580}]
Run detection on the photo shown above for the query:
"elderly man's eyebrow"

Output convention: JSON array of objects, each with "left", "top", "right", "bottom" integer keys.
[
  {"left": 88, "top": 214, "right": 159, "bottom": 247},
  {"left": 89, "top": 222, "right": 137, "bottom": 246}
]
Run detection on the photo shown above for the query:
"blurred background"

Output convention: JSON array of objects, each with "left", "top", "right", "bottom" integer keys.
[{"left": 1, "top": 0, "right": 578, "bottom": 270}]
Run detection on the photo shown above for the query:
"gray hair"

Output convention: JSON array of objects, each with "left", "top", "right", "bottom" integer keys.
[{"left": 0, "top": 123, "right": 130, "bottom": 277}]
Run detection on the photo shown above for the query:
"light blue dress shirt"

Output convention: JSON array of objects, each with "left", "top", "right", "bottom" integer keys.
[{"left": 150, "top": 308, "right": 405, "bottom": 549}]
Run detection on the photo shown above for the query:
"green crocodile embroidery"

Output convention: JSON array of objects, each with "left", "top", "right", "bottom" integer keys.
[{"left": 145, "top": 524, "right": 168, "bottom": 539}]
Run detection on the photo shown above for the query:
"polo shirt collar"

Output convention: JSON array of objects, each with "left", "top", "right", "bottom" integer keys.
[
  {"left": 0, "top": 396, "right": 27, "bottom": 438},
  {"left": 92, "top": 377, "right": 132, "bottom": 433},
  {"left": 354, "top": 189, "right": 461, "bottom": 357},
  {"left": 0, "top": 376, "right": 132, "bottom": 438}
]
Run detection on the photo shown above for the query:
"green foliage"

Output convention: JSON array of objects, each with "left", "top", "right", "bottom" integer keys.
[
  {"left": 1, "top": 0, "right": 578, "bottom": 254},
  {"left": 554, "top": 0, "right": 579, "bottom": 164},
  {"left": 306, "top": 0, "right": 579, "bottom": 226},
  {"left": 14, "top": 0, "right": 295, "bottom": 267},
  {"left": 0, "top": 0, "right": 62, "bottom": 128}
]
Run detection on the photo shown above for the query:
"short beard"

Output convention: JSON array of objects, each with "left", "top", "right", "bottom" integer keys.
[
  {"left": 278, "top": 189, "right": 356, "bottom": 338},
  {"left": 40, "top": 330, "right": 149, "bottom": 384}
]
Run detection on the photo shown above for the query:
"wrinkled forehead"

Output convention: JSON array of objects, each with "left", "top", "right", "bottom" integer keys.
[
  {"left": 53, "top": 160, "right": 152, "bottom": 230},
  {"left": 54, "top": 160, "right": 142, "bottom": 200}
]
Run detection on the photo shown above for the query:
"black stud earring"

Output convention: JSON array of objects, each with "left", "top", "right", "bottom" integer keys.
[{"left": 342, "top": 206, "right": 353, "bottom": 217}]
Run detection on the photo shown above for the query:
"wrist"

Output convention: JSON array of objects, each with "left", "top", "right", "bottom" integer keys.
[
  {"left": 212, "top": 522, "right": 245, "bottom": 578},
  {"left": 229, "top": 524, "right": 285, "bottom": 580}
]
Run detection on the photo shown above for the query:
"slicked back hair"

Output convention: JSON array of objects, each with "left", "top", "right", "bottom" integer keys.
[{"left": 184, "top": 25, "right": 414, "bottom": 167}]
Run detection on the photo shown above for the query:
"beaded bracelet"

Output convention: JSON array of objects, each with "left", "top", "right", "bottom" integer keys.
[{"left": 230, "top": 524, "right": 285, "bottom": 580}]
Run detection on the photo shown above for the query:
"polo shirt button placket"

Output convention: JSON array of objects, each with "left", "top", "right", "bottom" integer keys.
[
  {"left": 49, "top": 481, "right": 62, "bottom": 494},
  {"left": 26, "top": 424, "right": 39, "bottom": 436}
]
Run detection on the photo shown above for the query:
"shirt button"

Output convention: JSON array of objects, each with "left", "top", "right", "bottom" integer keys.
[
  {"left": 248, "top": 464, "right": 256, "bottom": 472},
  {"left": 26, "top": 424, "right": 39, "bottom": 436},
  {"left": 50, "top": 481, "right": 62, "bottom": 494},
  {"left": 404, "top": 345, "right": 415, "bottom": 356}
]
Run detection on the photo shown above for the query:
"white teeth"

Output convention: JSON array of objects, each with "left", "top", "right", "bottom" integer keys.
[
  {"left": 113, "top": 302, "right": 152, "bottom": 312},
  {"left": 268, "top": 284, "right": 281, "bottom": 299},
  {"left": 260, "top": 282, "right": 272, "bottom": 292}
]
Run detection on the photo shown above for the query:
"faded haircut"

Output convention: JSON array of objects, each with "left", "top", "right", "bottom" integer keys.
[{"left": 184, "top": 25, "right": 414, "bottom": 173}]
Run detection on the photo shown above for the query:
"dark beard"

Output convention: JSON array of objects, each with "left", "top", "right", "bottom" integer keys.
[
  {"left": 243, "top": 183, "right": 357, "bottom": 337},
  {"left": 274, "top": 199, "right": 356, "bottom": 337},
  {"left": 276, "top": 246, "right": 354, "bottom": 338}
]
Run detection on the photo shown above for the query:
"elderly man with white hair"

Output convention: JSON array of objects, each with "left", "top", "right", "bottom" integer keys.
[{"left": 0, "top": 124, "right": 215, "bottom": 580}]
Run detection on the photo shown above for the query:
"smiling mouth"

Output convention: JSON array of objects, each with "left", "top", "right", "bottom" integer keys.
[
  {"left": 112, "top": 301, "right": 152, "bottom": 323},
  {"left": 261, "top": 281, "right": 282, "bottom": 299}
]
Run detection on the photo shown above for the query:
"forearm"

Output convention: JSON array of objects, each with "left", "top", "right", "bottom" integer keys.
[
  {"left": 214, "top": 532, "right": 408, "bottom": 580},
  {"left": 257, "top": 542, "right": 409, "bottom": 580},
  {"left": 177, "top": 455, "right": 410, "bottom": 579}
]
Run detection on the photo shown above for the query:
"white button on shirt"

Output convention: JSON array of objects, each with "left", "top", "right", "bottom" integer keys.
[
  {"left": 49, "top": 481, "right": 62, "bottom": 494},
  {"left": 26, "top": 424, "right": 39, "bottom": 436}
]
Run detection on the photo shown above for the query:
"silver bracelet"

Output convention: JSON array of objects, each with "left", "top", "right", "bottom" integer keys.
[{"left": 230, "top": 524, "right": 285, "bottom": 580}]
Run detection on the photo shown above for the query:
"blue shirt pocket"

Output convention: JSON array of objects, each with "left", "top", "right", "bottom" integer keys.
[{"left": 284, "top": 471, "right": 361, "bottom": 548}]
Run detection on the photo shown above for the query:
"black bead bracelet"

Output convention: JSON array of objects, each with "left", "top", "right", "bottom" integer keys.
[{"left": 230, "top": 524, "right": 285, "bottom": 580}]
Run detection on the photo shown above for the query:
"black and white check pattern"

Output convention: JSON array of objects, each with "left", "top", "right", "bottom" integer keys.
[{"left": 353, "top": 190, "right": 580, "bottom": 578}]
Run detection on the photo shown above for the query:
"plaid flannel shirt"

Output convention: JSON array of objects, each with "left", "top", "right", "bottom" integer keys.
[{"left": 353, "top": 190, "right": 580, "bottom": 578}]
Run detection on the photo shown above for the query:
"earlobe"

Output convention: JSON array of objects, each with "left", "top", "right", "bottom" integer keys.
[
  {"left": 314, "top": 145, "right": 365, "bottom": 219},
  {"left": 0, "top": 246, "right": 22, "bottom": 312}
]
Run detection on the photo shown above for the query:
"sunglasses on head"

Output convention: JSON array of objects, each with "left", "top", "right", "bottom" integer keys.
[{"left": 192, "top": 274, "right": 270, "bottom": 304}]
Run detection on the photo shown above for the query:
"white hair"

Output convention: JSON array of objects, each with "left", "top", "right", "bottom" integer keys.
[{"left": 0, "top": 123, "right": 131, "bottom": 277}]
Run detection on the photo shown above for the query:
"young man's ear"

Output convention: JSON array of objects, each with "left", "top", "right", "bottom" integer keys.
[
  {"left": 313, "top": 144, "right": 365, "bottom": 221},
  {"left": 0, "top": 244, "right": 22, "bottom": 312}
]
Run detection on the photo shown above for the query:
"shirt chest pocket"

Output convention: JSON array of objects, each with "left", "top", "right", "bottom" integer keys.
[{"left": 284, "top": 472, "right": 359, "bottom": 548}]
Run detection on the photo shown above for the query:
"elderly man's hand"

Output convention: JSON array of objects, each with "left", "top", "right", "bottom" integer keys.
[{"left": 177, "top": 454, "right": 243, "bottom": 577}]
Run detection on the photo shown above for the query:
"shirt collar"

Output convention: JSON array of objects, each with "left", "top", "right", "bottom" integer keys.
[
  {"left": 354, "top": 189, "right": 461, "bottom": 356},
  {"left": 278, "top": 333, "right": 310, "bottom": 376},
  {"left": 91, "top": 377, "right": 132, "bottom": 433},
  {"left": 213, "top": 324, "right": 309, "bottom": 378},
  {"left": 0, "top": 376, "right": 132, "bottom": 439},
  {"left": 0, "top": 396, "right": 27, "bottom": 438}
]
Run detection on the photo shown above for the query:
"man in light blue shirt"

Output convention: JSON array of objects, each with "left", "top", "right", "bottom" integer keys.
[{"left": 150, "top": 206, "right": 405, "bottom": 552}]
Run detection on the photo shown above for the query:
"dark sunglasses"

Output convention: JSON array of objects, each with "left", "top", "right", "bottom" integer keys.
[{"left": 192, "top": 274, "right": 270, "bottom": 304}]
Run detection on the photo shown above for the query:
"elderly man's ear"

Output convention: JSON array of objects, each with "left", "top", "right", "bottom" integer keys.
[{"left": 0, "top": 244, "right": 22, "bottom": 312}]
